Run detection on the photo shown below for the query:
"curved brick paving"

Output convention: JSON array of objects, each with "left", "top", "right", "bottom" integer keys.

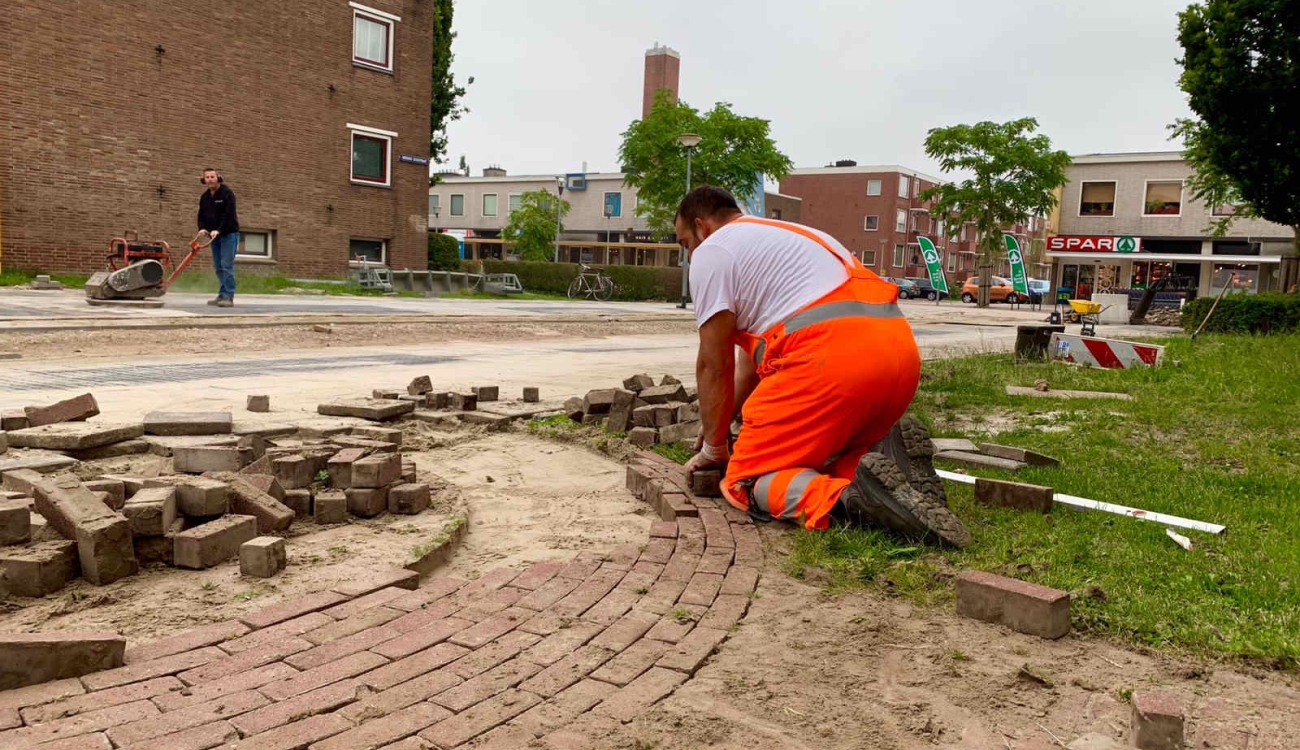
[{"left": 0, "top": 451, "right": 759, "bottom": 749}]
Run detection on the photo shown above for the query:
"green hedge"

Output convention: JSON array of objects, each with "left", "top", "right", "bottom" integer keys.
[
  {"left": 428, "top": 233, "right": 462, "bottom": 271},
  {"left": 464, "top": 260, "right": 684, "bottom": 302},
  {"left": 1181, "top": 292, "right": 1300, "bottom": 334}
]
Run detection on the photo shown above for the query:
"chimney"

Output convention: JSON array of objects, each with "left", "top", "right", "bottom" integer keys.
[
  {"left": 643, "top": 44, "right": 681, "bottom": 119},
  {"left": 482, "top": 166, "right": 507, "bottom": 177},
  {"left": 834, "top": 159, "right": 858, "bottom": 168}
]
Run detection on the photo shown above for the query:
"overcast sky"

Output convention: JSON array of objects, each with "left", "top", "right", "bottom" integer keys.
[{"left": 439, "top": 0, "right": 1195, "bottom": 180}]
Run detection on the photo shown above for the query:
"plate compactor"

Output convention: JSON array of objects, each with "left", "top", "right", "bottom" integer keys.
[{"left": 84, "top": 231, "right": 212, "bottom": 307}]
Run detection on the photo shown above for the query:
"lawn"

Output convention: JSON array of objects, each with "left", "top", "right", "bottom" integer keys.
[
  {"left": 0, "top": 269, "right": 420, "bottom": 298},
  {"left": 787, "top": 332, "right": 1300, "bottom": 668}
]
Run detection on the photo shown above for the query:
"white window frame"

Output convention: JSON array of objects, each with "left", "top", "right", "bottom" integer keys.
[
  {"left": 895, "top": 209, "right": 907, "bottom": 233},
  {"left": 482, "top": 193, "right": 498, "bottom": 217},
  {"left": 864, "top": 215, "right": 879, "bottom": 231},
  {"left": 866, "top": 179, "right": 882, "bottom": 196},
  {"left": 893, "top": 244, "right": 905, "bottom": 268},
  {"left": 863, "top": 250, "right": 876, "bottom": 265},
  {"left": 236, "top": 230, "right": 274, "bottom": 261},
  {"left": 603, "top": 191, "right": 622, "bottom": 218},
  {"left": 1142, "top": 179, "right": 1184, "bottom": 217},
  {"left": 347, "top": 123, "right": 396, "bottom": 188},
  {"left": 947, "top": 252, "right": 956, "bottom": 272},
  {"left": 508, "top": 193, "right": 523, "bottom": 215},
  {"left": 350, "top": 2, "right": 399, "bottom": 73},
  {"left": 898, "top": 175, "right": 910, "bottom": 198},
  {"left": 449, "top": 193, "right": 465, "bottom": 216},
  {"left": 428, "top": 194, "right": 440, "bottom": 215},
  {"left": 1078, "top": 179, "right": 1117, "bottom": 217},
  {"left": 348, "top": 237, "right": 387, "bottom": 266}
]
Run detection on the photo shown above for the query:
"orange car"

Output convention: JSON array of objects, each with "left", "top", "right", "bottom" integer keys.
[{"left": 960, "top": 276, "right": 1025, "bottom": 304}]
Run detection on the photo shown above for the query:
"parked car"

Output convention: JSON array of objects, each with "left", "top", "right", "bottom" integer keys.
[
  {"left": 883, "top": 276, "right": 920, "bottom": 299},
  {"left": 1027, "top": 278, "right": 1051, "bottom": 304},
  {"left": 905, "top": 276, "right": 949, "bottom": 301},
  {"left": 960, "top": 276, "right": 1025, "bottom": 304}
]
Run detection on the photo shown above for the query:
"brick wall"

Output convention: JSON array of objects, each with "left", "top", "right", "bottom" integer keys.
[
  {"left": 763, "top": 193, "right": 802, "bottom": 224},
  {"left": 2, "top": 0, "right": 432, "bottom": 277},
  {"left": 642, "top": 48, "right": 680, "bottom": 119}
]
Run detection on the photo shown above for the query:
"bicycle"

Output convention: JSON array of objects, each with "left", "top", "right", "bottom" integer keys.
[{"left": 567, "top": 264, "right": 615, "bottom": 301}]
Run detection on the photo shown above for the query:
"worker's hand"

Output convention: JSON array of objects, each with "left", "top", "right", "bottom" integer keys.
[
  {"left": 685, "top": 441, "right": 729, "bottom": 482},
  {"left": 209, "top": 231, "right": 219, "bottom": 240}
]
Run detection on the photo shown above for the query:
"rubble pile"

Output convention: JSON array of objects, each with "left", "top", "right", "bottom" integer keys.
[{"left": 569, "top": 374, "right": 702, "bottom": 448}]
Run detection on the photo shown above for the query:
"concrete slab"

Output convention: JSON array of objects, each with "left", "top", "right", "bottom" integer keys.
[
  {"left": 5, "top": 423, "right": 144, "bottom": 451},
  {"left": 143, "top": 411, "right": 233, "bottom": 436}
]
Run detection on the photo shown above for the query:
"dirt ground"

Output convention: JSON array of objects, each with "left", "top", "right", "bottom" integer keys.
[
  {"left": 0, "top": 318, "right": 698, "bottom": 360},
  {"left": 0, "top": 428, "right": 650, "bottom": 643}
]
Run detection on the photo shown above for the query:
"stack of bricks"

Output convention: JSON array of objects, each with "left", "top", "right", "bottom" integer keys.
[
  {"left": 372, "top": 376, "right": 544, "bottom": 432},
  {"left": 567, "top": 374, "right": 701, "bottom": 448},
  {"left": 0, "top": 460, "right": 764, "bottom": 748}
]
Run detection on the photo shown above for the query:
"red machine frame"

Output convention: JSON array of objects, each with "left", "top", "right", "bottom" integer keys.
[{"left": 107, "top": 230, "right": 212, "bottom": 289}]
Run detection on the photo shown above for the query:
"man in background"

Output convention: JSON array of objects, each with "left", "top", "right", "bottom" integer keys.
[{"left": 198, "top": 168, "right": 240, "bottom": 307}]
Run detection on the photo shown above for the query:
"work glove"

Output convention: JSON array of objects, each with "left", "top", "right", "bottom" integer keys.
[{"left": 685, "top": 441, "right": 729, "bottom": 483}]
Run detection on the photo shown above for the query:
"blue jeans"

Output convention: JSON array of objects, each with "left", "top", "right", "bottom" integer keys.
[{"left": 210, "top": 232, "right": 239, "bottom": 300}]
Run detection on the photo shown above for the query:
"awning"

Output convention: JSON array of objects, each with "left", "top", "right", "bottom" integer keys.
[{"left": 1045, "top": 252, "right": 1280, "bottom": 263}]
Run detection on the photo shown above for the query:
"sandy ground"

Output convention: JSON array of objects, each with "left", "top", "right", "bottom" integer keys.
[{"left": 0, "top": 428, "right": 649, "bottom": 644}]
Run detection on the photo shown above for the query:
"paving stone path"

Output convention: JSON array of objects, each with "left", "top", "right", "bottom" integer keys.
[{"left": 0, "top": 451, "right": 756, "bottom": 749}]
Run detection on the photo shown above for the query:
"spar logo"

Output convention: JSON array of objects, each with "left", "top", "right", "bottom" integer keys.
[
  {"left": 1008, "top": 248, "right": 1023, "bottom": 264},
  {"left": 922, "top": 246, "right": 940, "bottom": 265}
]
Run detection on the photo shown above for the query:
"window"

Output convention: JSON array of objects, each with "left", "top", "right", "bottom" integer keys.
[
  {"left": 1144, "top": 180, "right": 1183, "bottom": 216},
  {"left": 770, "top": 208, "right": 782, "bottom": 220},
  {"left": 351, "top": 3, "right": 398, "bottom": 73},
  {"left": 349, "top": 238, "right": 387, "bottom": 264},
  {"left": 428, "top": 194, "right": 439, "bottom": 215},
  {"left": 893, "top": 244, "right": 905, "bottom": 268},
  {"left": 913, "top": 180, "right": 920, "bottom": 198},
  {"left": 450, "top": 194, "right": 464, "bottom": 216},
  {"left": 867, "top": 179, "right": 882, "bottom": 196},
  {"left": 509, "top": 194, "right": 523, "bottom": 214},
  {"left": 895, "top": 209, "right": 907, "bottom": 233},
  {"left": 863, "top": 250, "right": 876, "bottom": 265},
  {"left": 1079, "top": 181, "right": 1116, "bottom": 216},
  {"left": 864, "top": 215, "right": 879, "bottom": 231},
  {"left": 348, "top": 124, "right": 395, "bottom": 187},
  {"left": 898, "top": 176, "right": 910, "bottom": 198},
  {"left": 936, "top": 219, "right": 945, "bottom": 238},
  {"left": 947, "top": 252, "right": 956, "bottom": 272},
  {"left": 482, "top": 194, "right": 498, "bottom": 217},
  {"left": 603, "top": 192, "right": 622, "bottom": 218},
  {"left": 237, "top": 231, "right": 273, "bottom": 259},
  {"left": 1212, "top": 204, "right": 1238, "bottom": 217}
]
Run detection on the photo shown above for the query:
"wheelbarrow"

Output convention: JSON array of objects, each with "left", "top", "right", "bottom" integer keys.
[{"left": 1067, "top": 299, "right": 1111, "bottom": 337}]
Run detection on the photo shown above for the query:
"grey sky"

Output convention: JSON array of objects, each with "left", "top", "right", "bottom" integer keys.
[{"left": 440, "top": 0, "right": 1194, "bottom": 179}]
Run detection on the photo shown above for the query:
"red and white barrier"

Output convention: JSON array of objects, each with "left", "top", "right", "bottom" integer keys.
[{"left": 1050, "top": 333, "right": 1164, "bottom": 369}]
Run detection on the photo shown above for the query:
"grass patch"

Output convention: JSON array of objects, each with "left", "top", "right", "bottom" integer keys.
[
  {"left": 790, "top": 332, "right": 1300, "bottom": 668},
  {"left": 0, "top": 269, "right": 90, "bottom": 288},
  {"left": 652, "top": 442, "right": 693, "bottom": 465},
  {"left": 166, "top": 271, "right": 422, "bottom": 297},
  {"left": 443, "top": 289, "right": 572, "bottom": 302}
]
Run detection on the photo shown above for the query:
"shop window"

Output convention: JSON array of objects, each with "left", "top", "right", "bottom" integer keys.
[
  {"left": 1143, "top": 181, "right": 1183, "bottom": 216},
  {"left": 1210, "top": 264, "right": 1259, "bottom": 296},
  {"left": 866, "top": 179, "right": 882, "bottom": 196},
  {"left": 864, "top": 215, "right": 879, "bottom": 231},
  {"left": 1079, "top": 181, "right": 1116, "bottom": 216}
]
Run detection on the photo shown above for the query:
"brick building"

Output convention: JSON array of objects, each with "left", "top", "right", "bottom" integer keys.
[
  {"left": 642, "top": 44, "right": 681, "bottom": 118},
  {"left": 2, "top": 0, "right": 432, "bottom": 277},
  {"left": 763, "top": 192, "right": 802, "bottom": 224}
]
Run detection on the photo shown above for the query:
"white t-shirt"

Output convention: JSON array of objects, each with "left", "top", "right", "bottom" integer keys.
[{"left": 689, "top": 219, "right": 852, "bottom": 333}]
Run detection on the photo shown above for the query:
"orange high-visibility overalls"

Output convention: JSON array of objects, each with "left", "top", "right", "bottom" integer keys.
[{"left": 721, "top": 217, "right": 922, "bottom": 530}]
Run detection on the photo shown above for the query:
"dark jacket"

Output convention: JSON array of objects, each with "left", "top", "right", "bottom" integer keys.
[{"left": 198, "top": 184, "right": 240, "bottom": 235}]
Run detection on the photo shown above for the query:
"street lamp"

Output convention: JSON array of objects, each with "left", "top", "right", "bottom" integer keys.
[
  {"left": 604, "top": 205, "right": 613, "bottom": 264},
  {"left": 431, "top": 206, "right": 440, "bottom": 231},
  {"left": 676, "top": 133, "right": 702, "bottom": 309},
  {"left": 553, "top": 176, "right": 564, "bottom": 263}
]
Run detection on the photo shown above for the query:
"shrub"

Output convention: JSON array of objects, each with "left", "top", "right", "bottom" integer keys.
[
  {"left": 427, "top": 233, "right": 462, "bottom": 271},
  {"left": 1181, "top": 292, "right": 1300, "bottom": 334},
  {"left": 467, "top": 260, "right": 683, "bottom": 301}
]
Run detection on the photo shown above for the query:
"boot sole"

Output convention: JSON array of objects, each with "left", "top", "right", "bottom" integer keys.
[
  {"left": 873, "top": 416, "right": 947, "bottom": 507},
  {"left": 844, "top": 453, "right": 971, "bottom": 548}
]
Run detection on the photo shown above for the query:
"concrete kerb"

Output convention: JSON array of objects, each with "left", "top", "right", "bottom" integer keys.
[{"left": 403, "top": 511, "right": 471, "bottom": 576}]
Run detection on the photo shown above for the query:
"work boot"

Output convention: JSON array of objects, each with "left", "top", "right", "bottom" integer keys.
[
  {"left": 206, "top": 297, "right": 222, "bottom": 306},
  {"left": 871, "top": 415, "right": 946, "bottom": 507},
  {"left": 839, "top": 452, "right": 971, "bottom": 547},
  {"left": 215, "top": 298, "right": 233, "bottom": 308}
]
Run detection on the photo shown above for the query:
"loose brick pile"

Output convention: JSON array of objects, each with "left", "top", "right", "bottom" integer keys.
[
  {"left": 568, "top": 374, "right": 702, "bottom": 448},
  {"left": 0, "top": 449, "right": 763, "bottom": 748}
]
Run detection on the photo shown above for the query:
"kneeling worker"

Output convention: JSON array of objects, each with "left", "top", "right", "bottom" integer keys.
[{"left": 676, "top": 186, "right": 969, "bottom": 546}]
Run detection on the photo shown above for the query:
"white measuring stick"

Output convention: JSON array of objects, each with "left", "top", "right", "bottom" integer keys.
[{"left": 935, "top": 469, "right": 1226, "bottom": 535}]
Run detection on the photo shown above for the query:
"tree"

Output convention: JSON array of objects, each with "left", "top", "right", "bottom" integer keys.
[
  {"left": 920, "top": 118, "right": 1070, "bottom": 306},
  {"left": 618, "top": 92, "right": 793, "bottom": 236},
  {"left": 429, "top": 0, "right": 470, "bottom": 183},
  {"left": 502, "top": 190, "right": 570, "bottom": 261},
  {"left": 1173, "top": 0, "right": 1300, "bottom": 292},
  {"left": 458, "top": 155, "right": 470, "bottom": 177},
  {"left": 428, "top": 232, "right": 462, "bottom": 271}
]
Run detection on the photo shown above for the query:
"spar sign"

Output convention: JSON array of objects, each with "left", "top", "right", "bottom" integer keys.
[
  {"left": 1047, "top": 235, "right": 1143, "bottom": 253},
  {"left": 916, "top": 236, "right": 949, "bottom": 294},
  {"left": 1003, "top": 234, "right": 1029, "bottom": 295}
]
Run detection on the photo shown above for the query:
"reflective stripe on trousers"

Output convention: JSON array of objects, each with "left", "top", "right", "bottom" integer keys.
[
  {"left": 750, "top": 468, "right": 820, "bottom": 522},
  {"left": 754, "top": 300, "right": 903, "bottom": 368}
]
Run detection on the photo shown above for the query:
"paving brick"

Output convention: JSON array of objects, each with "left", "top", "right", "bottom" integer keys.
[
  {"left": 0, "top": 500, "right": 31, "bottom": 546},
  {"left": 225, "top": 479, "right": 295, "bottom": 534},
  {"left": 343, "top": 669, "right": 463, "bottom": 725},
  {"left": 229, "top": 679, "right": 362, "bottom": 737},
  {"left": 659, "top": 550, "right": 701, "bottom": 583},
  {"left": 261, "top": 650, "right": 388, "bottom": 701},
  {"left": 351, "top": 453, "right": 402, "bottom": 489},
  {"left": 173, "top": 445, "right": 248, "bottom": 474},
  {"left": 720, "top": 565, "right": 759, "bottom": 597},
  {"left": 345, "top": 486, "right": 388, "bottom": 517},
  {"left": 447, "top": 632, "right": 542, "bottom": 680},
  {"left": 555, "top": 558, "right": 602, "bottom": 580},
  {"left": 0, "top": 631, "right": 124, "bottom": 691},
  {"left": 387, "top": 601, "right": 462, "bottom": 634},
  {"left": 512, "top": 678, "right": 609, "bottom": 737},
  {"left": 594, "top": 667, "right": 686, "bottom": 722},
  {"left": 633, "top": 579, "right": 688, "bottom": 616},
  {"left": 532, "top": 714, "right": 625, "bottom": 750},
  {"left": 240, "top": 591, "right": 351, "bottom": 630},
  {"left": 221, "top": 613, "right": 332, "bottom": 654},
  {"left": 696, "top": 548, "right": 733, "bottom": 576},
  {"left": 386, "top": 483, "right": 430, "bottom": 515},
  {"left": 550, "top": 570, "right": 625, "bottom": 618},
  {"left": 21, "top": 733, "right": 113, "bottom": 750},
  {"left": 517, "top": 610, "right": 578, "bottom": 637},
  {"left": 658, "top": 492, "right": 697, "bottom": 521},
  {"left": 25, "top": 474, "right": 138, "bottom": 585},
  {"left": 312, "top": 702, "right": 450, "bottom": 750},
  {"left": 303, "top": 606, "right": 403, "bottom": 646},
  {"left": 334, "top": 568, "right": 420, "bottom": 597},
  {"left": 324, "top": 586, "right": 409, "bottom": 620},
  {"left": 589, "top": 640, "right": 670, "bottom": 687},
  {"left": 955, "top": 570, "right": 1071, "bottom": 639},
  {"left": 152, "top": 662, "right": 295, "bottom": 712},
  {"left": 675, "top": 516, "right": 705, "bottom": 545},
  {"left": 0, "top": 699, "right": 156, "bottom": 748},
  {"left": 316, "top": 399, "right": 416, "bottom": 422},
  {"left": 580, "top": 586, "right": 641, "bottom": 625},
  {"left": 638, "top": 537, "right": 675, "bottom": 565},
  {"left": 177, "top": 638, "right": 312, "bottom": 686},
  {"left": 173, "top": 515, "right": 259, "bottom": 570},
  {"left": 464, "top": 724, "right": 537, "bottom": 750},
  {"left": 458, "top": 586, "right": 526, "bottom": 622},
  {"left": 24, "top": 393, "right": 99, "bottom": 427},
  {"left": 644, "top": 605, "right": 705, "bottom": 645},
  {"left": 240, "top": 536, "right": 286, "bottom": 578},
  {"left": 697, "top": 594, "right": 748, "bottom": 632},
  {"left": 360, "top": 642, "right": 470, "bottom": 691},
  {"left": 386, "top": 578, "right": 468, "bottom": 612},
  {"left": 0, "top": 677, "right": 85, "bottom": 712},
  {"left": 678, "top": 572, "right": 724, "bottom": 607},
  {"left": 731, "top": 523, "right": 763, "bottom": 566},
  {"left": 514, "top": 575, "right": 583, "bottom": 612},
  {"left": 432, "top": 658, "right": 544, "bottom": 712},
  {"left": 419, "top": 690, "right": 541, "bottom": 749},
  {"left": 973, "top": 477, "right": 1055, "bottom": 513},
  {"left": 655, "top": 626, "right": 728, "bottom": 674},
  {"left": 115, "top": 720, "right": 237, "bottom": 750},
  {"left": 284, "top": 627, "right": 391, "bottom": 672},
  {"left": 508, "top": 561, "right": 565, "bottom": 591},
  {"left": 522, "top": 622, "right": 605, "bottom": 667},
  {"left": 698, "top": 509, "right": 733, "bottom": 550},
  {"left": 518, "top": 645, "right": 615, "bottom": 698},
  {"left": 239, "top": 713, "right": 352, "bottom": 750},
  {"left": 588, "top": 611, "right": 658, "bottom": 654},
  {"left": 373, "top": 617, "right": 475, "bottom": 660},
  {"left": 0, "top": 539, "right": 79, "bottom": 597},
  {"left": 648, "top": 521, "right": 677, "bottom": 539},
  {"left": 81, "top": 647, "right": 226, "bottom": 691},
  {"left": 22, "top": 676, "right": 182, "bottom": 724},
  {"left": 1131, "top": 692, "right": 1184, "bottom": 750},
  {"left": 106, "top": 690, "right": 267, "bottom": 746}
]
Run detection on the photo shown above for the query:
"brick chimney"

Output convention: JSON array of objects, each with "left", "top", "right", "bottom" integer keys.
[{"left": 642, "top": 43, "right": 681, "bottom": 119}]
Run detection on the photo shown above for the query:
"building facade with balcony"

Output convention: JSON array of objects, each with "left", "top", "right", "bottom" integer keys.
[{"left": 1047, "top": 152, "right": 1297, "bottom": 302}]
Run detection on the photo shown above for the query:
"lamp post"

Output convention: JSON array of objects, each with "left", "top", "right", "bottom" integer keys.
[
  {"left": 676, "top": 133, "right": 702, "bottom": 309},
  {"left": 603, "top": 205, "right": 613, "bottom": 264},
  {"left": 431, "top": 206, "right": 440, "bottom": 232},
  {"left": 553, "top": 176, "right": 564, "bottom": 263}
]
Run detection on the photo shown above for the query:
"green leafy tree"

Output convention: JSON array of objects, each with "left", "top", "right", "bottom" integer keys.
[
  {"left": 502, "top": 190, "right": 570, "bottom": 261},
  {"left": 1172, "top": 0, "right": 1300, "bottom": 291},
  {"left": 428, "top": 232, "right": 462, "bottom": 271},
  {"left": 618, "top": 91, "right": 793, "bottom": 235},
  {"left": 429, "top": 1, "right": 470, "bottom": 183},
  {"left": 920, "top": 118, "right": 1070, "bottom": 306}
]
